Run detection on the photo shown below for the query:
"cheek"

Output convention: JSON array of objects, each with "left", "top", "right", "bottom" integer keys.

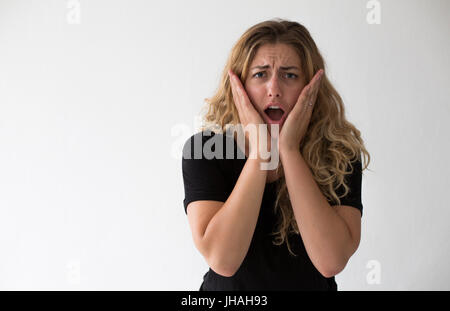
[{"left": 245, "top": 86, "right": 265, "bottom": 109}]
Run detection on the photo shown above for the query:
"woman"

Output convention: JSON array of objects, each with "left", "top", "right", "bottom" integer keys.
[{"left": 182, "top": 18, "right": 371, "bottom": 291}]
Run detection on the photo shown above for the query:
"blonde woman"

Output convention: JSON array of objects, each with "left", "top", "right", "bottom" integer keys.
[{"left": 182, "top": 18, "right": 370, "bottom": 291}]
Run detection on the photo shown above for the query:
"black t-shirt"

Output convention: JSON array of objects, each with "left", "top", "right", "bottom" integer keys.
[{"left": 182, "top": 130, "right": 363, "bottom": 291}]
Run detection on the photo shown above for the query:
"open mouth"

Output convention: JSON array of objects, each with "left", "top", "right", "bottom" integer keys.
[{"left": 264, "top": 107, "right": 285, "bottom": 122}]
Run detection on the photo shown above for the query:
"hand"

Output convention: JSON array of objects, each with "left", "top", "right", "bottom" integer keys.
[
  {"left": 279, "top": 69, "right": 324, "bottom": 154},
  {"left": 228, "top": 69, "right": 271, "bottom": 159}
]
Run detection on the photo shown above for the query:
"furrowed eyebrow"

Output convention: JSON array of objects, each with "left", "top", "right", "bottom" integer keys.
[
  {"left": 280, "top": 66, "right": 300, "bottom": 70},
  {"left": 250, "top": 65, "right": 300, "bottom": 71}
]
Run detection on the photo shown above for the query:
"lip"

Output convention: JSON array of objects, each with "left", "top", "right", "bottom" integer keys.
[
  {"left": 263, "top": 102, "right": 285, "bottom": 111},
  {"left": 263, "top": 102, "right": 287, "bottom": 126}
]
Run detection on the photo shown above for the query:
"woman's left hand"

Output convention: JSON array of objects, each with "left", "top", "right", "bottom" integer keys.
[{"left": 279, "top": 69, "right": 324, "bottom": 154}]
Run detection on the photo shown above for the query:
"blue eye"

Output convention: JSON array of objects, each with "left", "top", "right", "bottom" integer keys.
[
  {"left": 253, "top": 72, "right": 265, "bottom": 78},
  {"left": 285, "top": 73, "right": 298, "bottom": 79},
  {"left": 252, "top": 72, "right": 297, "bottom": 79}
]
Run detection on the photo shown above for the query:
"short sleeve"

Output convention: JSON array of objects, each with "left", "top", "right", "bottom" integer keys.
[
  {"left": 182, "top": 132, "right": 229, "bottom": 215},
  {"left": 334, "top": 157, "right": 364, "bottom": 217}
]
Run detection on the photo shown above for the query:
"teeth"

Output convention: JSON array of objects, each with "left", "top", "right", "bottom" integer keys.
[{"left": 268, "top": 106, "right": 281, "bottom": 109}]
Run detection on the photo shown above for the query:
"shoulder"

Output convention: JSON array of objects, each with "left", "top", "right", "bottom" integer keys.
[
  {"left": 338, "top": 155, "right": 363, "bottom": 189},
  {"left": 348, "top": 156, "right": 363, "bottom": 178}
]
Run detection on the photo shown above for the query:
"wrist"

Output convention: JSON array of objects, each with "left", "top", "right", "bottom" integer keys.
[
  {"left": 247, "top": 151, "right": 271, "bottom": 163},
  {"left": 280, "top": 148, "right": 301, "bottom": 160}
]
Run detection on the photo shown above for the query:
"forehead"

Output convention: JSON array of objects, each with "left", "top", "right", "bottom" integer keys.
[{"left": 250, "top": 43, "right": 300, "bottom": 67}]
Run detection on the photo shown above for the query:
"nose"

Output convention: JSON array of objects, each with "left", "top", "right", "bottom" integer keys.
[{"left": 267, "top": 74, "right": 281, "bottom": 98}]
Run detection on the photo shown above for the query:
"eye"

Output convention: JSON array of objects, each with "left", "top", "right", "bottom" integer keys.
[
  {"left": 252, "top": 71, "right": 265, "bottom": 78},
  {"left": 252, "top": 72, "right": 298, "bottom": 79},
  {"left": 285, "top": 73, "right": 298, "bottom": 79}
]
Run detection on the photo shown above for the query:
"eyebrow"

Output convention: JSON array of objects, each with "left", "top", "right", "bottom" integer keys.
[{"left": 250, "top": 65, "right": 300, "bottom": 71}]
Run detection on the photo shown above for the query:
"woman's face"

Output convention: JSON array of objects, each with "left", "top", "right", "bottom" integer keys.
[{"left": 244, "top": 43, "right": 306, "bottom": 130}]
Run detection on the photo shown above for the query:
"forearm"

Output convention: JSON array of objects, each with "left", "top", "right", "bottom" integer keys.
[
  {"left": 280, "top": 149, "right": 353, "bottom": 277},
  {"left": 202, "top": 156, "right": 268, "bottom": 276}
]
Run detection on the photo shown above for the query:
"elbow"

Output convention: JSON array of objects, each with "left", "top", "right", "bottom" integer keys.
[
  {"left": 209, "top": 262, "right": 239, "bottom": 278},
  {"left": 207, "top": 254, "right": 240, "bottom": 278},
  {"left": 199, "top": 237, "right": 241, "bottom": 277},
  {"left": 317, "top": 237, "right": 358, "bottom": 278},
  {"left": 213, "top": 266, "right": 238, "bottom": 278},
  {"left": 318, "top": 259, "right": 348, "bottom": 278},
  {"left": 319, "top": 265, "right": 344, "bottom": 278}
]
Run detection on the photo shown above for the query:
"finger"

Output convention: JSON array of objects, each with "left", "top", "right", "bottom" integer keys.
[
  {"left": 310, "top": 69, "right": 323, "bottom": 85},
  {"left": 311, "top": 85, "right": 320, "bottom": 106},
  {"left": 229, "top": 71, "right": 246, "bottom": 105},
  {"left": 307, "top": 84, "right": 319, "bottom": 106},
  {"left": 311, "top": 70, "right": 323, "bottom": 90},
  {"left": 229, "top": 71, "right": 259, "bottom": 126},
  {"left": 289, "top": 70, "right": 322, "bottom": 119},
  {"left": 299, "top": 83, "right": 311, "bottom": 104},
  {"left": 312, "top": 72, "right": 323, "bottom": 103},
  {"left": 229, "top": 71, "right": 243, "bottom": 114},
  {"left": 291, "top": 84, "right": 310, "bottom": 117},
  {"left": 306, "top": 70, "right": 323, "bottom": 94},
  {"left": 306, "top": 70, "right": 323, "bottom": 106},
  {"left": 230, "top": 71, "right": 251, "bottom": 109},
  {"left": 307, "top": 89, "right": 318, "bottom": 108},
  {"left": 230, "top": 72, "right": 260, "bottom": 126}
]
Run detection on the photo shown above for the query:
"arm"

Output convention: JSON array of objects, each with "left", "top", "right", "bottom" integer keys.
[
  {"left": 280, "top": 149, "right": 361, "bottom": 278},
  {"left": 201, "top": 155, "right": 268, "bottom": 277}
]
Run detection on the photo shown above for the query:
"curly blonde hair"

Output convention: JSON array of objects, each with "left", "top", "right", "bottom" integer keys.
[{"left": 198, "top": 18, "right": 371, "bottom": 256}]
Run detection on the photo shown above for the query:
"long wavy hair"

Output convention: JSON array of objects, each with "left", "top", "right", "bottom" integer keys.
[{"left": 198, "top": 18, "right": 371, "bottom": 256}]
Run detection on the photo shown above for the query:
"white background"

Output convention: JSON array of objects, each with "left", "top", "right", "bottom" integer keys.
[{"left": 0, "top": 0, "right": 449, "bottom": 290}]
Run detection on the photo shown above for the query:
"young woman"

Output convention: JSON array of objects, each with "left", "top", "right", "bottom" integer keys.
[{"left": 182, "top": 18, "right": 371, "bottom": 291}]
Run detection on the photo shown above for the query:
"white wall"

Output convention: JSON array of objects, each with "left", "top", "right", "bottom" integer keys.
[{"left": 0, "top": 0, "right": 449, "bottom": 290}]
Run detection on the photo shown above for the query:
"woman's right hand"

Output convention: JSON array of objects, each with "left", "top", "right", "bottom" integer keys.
[{"left": 228, "top": 69, "right": 272, "bottom": 160}]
